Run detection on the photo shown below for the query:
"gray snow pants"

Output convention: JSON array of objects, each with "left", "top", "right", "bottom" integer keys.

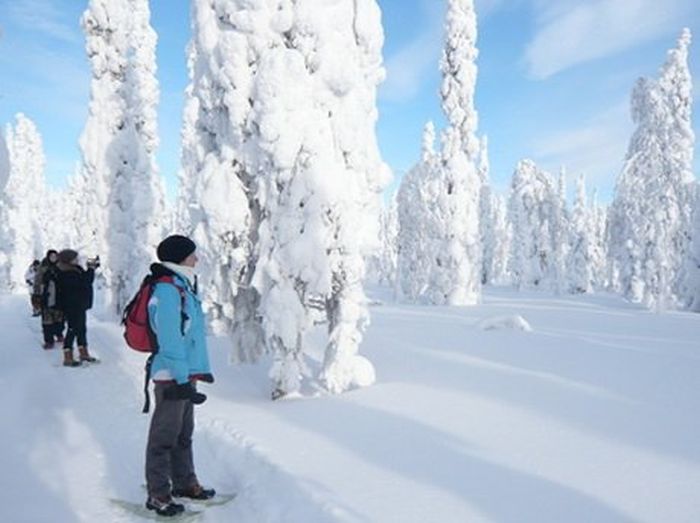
[{"left": 145, "top": 382, "right": 198, "bottom": 498}]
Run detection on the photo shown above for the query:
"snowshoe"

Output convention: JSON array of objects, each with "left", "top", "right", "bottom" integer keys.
[{"left": 145, "top": 495, "right": 185, "bottom": 517}]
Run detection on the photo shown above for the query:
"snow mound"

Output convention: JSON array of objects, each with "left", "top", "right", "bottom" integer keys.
[{"left": 477, "top": 314, "right": 532, "bottom": 332}]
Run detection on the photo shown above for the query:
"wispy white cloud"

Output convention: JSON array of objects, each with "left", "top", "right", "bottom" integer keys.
[
  {"left": 529, "top": 101, "right": 632, "bottom": 195},
  {"left": 524, "top": 0, "right": 698, "bottom": 79},
  {"left": 5, "top": 0, "right": 81, "bottom": 43},
  {"left": 379, "top": 0, "right": 445, "bottom": 102}
]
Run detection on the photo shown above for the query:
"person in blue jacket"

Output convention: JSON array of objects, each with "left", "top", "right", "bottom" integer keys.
[{"left": 144, "top": 235, "right": 216, "bottom": 517}]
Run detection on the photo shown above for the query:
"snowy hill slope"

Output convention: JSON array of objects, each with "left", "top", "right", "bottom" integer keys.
[{"left": 2, "top": 288, "right": 699, "bottom": 522}]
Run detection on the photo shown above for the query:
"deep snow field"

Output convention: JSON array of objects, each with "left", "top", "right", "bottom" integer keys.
[{"left": 2, "top": 286, "right": 699, "bottom": 523}]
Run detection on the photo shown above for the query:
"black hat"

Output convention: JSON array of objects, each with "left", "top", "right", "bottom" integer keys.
[
  {"left": 46, "top": 249, "right": 58, "bottom": 257},
  {"left": 157, "top": 235, "right": 196, "bottom": 264},
  {"left": 57, "top": 249, "right": 79, "bottom": 264}
]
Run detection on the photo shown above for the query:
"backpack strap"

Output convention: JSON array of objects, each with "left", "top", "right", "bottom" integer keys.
[{"left": 142, "top": 276, "right": 188, "bottom": 414}]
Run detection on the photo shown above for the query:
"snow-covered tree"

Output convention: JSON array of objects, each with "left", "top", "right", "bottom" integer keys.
[
  {"left": 78, "top": 0, "right": 166, "bottom": 313},
  {"left": 431, "top": 0, "right": 482, "bottom": 304},
  {"left": 179, "top": 0, "right": 389, "bottom": 397},
  {"left": 367, "top": 194, "right": 398, "bottom": 289},
  {"left": 567, "top": 175, "right": 594, "bottom": 293},
  {"left": 508, "top": 159, "right": 559, "bottom": 289},
  {"left": 490, "top": 193, "right": 511, "bottom": 285},
  {"left": 176, "top": 0, "right": 262, "bottom": 362},
  {"left": 589, "top": 189, "right": 608, "bottom": 289},
  {"left": 0, "top": 114, "right": 47, "bottom": 291},
  {"left": 551, "top": 168, "right": 569, "bottom": 293},
  {"left": 0, "top": 131, "right": 8, "bottom": 191},
  {"left": 478, "top": 136, "right": 496, "bottom": 285},
  {"left": 252, "top": 0, "right": 390, "bottom": 397},
  {"left": 609, "top": 29, "right": 694, "bottom": 309},
  {"left": 685, "top": 183, "right": 700, "bottom": 310},
  {"left": 397, "top": 122, "right": 439, "bottom": 301}
]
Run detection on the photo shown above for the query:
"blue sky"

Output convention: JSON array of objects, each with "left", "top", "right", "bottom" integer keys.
[{"left": 0, "top": 0, "right": 698, "bottom": 203}]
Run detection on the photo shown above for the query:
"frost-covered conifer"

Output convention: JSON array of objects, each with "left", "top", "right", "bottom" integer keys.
[
  {"left": 508, "top": 159, "right": 558, "bottom": 289},
  {"left": 590, "top": 190, "right": 608, "bottom": 289},
  {"left": 0, "top": 131, "right": 8, "bottom": 191},
  {"left": 490, "top": 193, "right": 511, "bottom": 285},
  {"left": 432, "top": 0, "right": 482, "bottom": 304},
  {"left": 551, "top": 168, "right": 569, "bottom": 293},
  {"left": 478, "top": 136, "right": 496, "bottom": 285},
  {"left": 180, "top": 1, "right": 389, "bottom": 396},
  {"left": 567, "top": 175, "right": 594, "bottom": 293},
  {"left": 0, "top": 114, "right": 47, "bottom": 291},
  {"left": 79, "top": 0, "right": 165, "bottom": 313},
  {"left": 177, "top": 0, "right": 263, "bottom": 362},
  {"left": 610, "top": 29, "right": 694, "bottom": 309},
  {"left": 367, "top": 195, "right": 398, "bottom": 288},
  {"left": 397, "top": 122, "right": 439, "bottom": 301}
]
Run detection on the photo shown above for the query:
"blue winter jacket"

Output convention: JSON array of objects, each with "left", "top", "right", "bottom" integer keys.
[{"left": 147, "top": 270, "right": 211, "bottom": 384}]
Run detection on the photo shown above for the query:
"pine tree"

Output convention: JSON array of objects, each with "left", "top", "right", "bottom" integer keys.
[
  {"left": 432, "top": 0, "right": 482, "bottom": 304},
  {"left": 177, "top": 0, "right": 260, "bottom": 359},
  {"left": 0, "top": 131, "right": 8, "bottom": 190},
  {"left": 551, "top": 168, "right": 569, "bottom": 293},
  {"left": 0, "top": 114, "right": 47, "bottom": 291},
  {"left": 567, "top": 175, "right": 594, "bottom": 293},
  {"left": 78, "top": 0, "right": 166, "bottom": 313},
  {"left": 490, "top": 193, "right": 511, "bottom": 285},
  {"left": 478, "top": 136, "right": 496, "bottom": 285},
  {"left": 397, "top": 122, "right": 439, "bottom": 302},
  {"left": 589, "top": 189, "right": 608, "bottom": 289},
  {"left": 610, "top": 29, "right": 694, "bottom": 309},
  {"left": 508, "top": 159, "right": 558, "bottom": 289}
]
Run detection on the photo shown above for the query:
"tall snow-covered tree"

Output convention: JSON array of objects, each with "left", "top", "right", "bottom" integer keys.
[
  {"left": 176, "top": 0, "right": 262, "bottom": 361},
  {"left": 0, "top": 131, "right": 8, "bottom": 191},
  {"left": 0, "top": 114, "right": 47, "bottom": 291},
  {"left": 490, "top": 193, "right": 511, "bottom": 285},
  {"left": 589, "top": 188, "right": 608, "bottom": 289},
  {"left": 685, "top": 183, "right": 700, "bottom": 310},
  {"left": 508, "top": 159, "right": 559, "bottom": 289},
  {"left": 78, "top": 0, "right": 166, "bottom": 313},
  {"left": 567, "top": 175, "right": 594, "bottom": 293},
  {"left": 551, "top": 168, "right": 569, "bottom": 293},
  {"left": 609, "top": 29, "right": 694, "bottom": 309},
  {"left": 179, "top": 0, "right": 390, "bottom": 397},
  {"left": 431, "top": 0, "right": 482, "bottom": 304},
  {"left": 250, "top": 0, "right": 390, "bottom": 397},
  {"left": 478, "top": 136, "right": 496, "bottom": 284},
  {"left": 367, "top": 194, "right": 398, "bottom": 289},
  {"left": 397, "top": 122, "right": 439, "bottom": 302}
]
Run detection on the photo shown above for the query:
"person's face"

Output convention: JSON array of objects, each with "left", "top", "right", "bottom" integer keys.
[
  {"left": 48, "top": 253, "right": 57, "bottom": 263},
  {"left": 181, "top": 251, "right": 198, "bottom": 268}
]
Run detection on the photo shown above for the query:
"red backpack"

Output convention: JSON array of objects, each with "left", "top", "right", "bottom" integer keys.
[
  {"left": 122, "top": 275, "right": 185, "bottom": 352},
  {"left": 122, "top": 274, "right": 186, "bottom": 413}
]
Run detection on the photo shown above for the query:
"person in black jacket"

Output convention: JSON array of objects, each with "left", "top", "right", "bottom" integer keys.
[
  {"left": 34, "top": 250, "right": 65, "bottom": 348},
  {"left": 55, "top": 249, "right": 99, "bottom": 366}
]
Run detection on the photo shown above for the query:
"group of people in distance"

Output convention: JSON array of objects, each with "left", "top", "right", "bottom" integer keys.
[
  {"left": 26, "top": 249, "right": 100, "bottom": 366},
  {"left": 25, "top": 235, "right": 216, "bottom": 517}
]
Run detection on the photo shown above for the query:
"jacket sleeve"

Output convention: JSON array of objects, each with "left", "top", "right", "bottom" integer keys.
[{"left": 151, "top": 283, "right": 189, "bottom": 384}]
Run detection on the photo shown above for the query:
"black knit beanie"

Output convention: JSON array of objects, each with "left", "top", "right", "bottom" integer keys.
[
  {"left": 157, "top": 235, "right": 196, "bottom": 264},
  {"left": 57, "top": 249, "right": 79, "bottom": 264}
]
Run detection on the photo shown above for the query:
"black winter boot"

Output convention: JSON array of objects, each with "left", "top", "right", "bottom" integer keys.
[{"left": 172, "top": 484, "right": 216, "bottom": 500}]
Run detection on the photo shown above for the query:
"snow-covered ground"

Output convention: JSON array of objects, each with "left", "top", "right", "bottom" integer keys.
[{"left": 2, "top": 287, "right": 699, "bottom": 522}]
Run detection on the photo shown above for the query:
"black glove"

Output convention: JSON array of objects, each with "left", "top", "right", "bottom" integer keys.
[
  {"left": 163, "top": 382, "right": 207, "bottom": 405},
  {"left": 199, "top": 373, "right": 215, "bottom": 384}
]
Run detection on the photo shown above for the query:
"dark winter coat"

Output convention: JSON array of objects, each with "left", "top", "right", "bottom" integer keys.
[
  {"left": 56, "top": 262, "right": 95, "bottom": 313},
  {"left": 34, "top": 259, "right": 61, "bottom": 309}
]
